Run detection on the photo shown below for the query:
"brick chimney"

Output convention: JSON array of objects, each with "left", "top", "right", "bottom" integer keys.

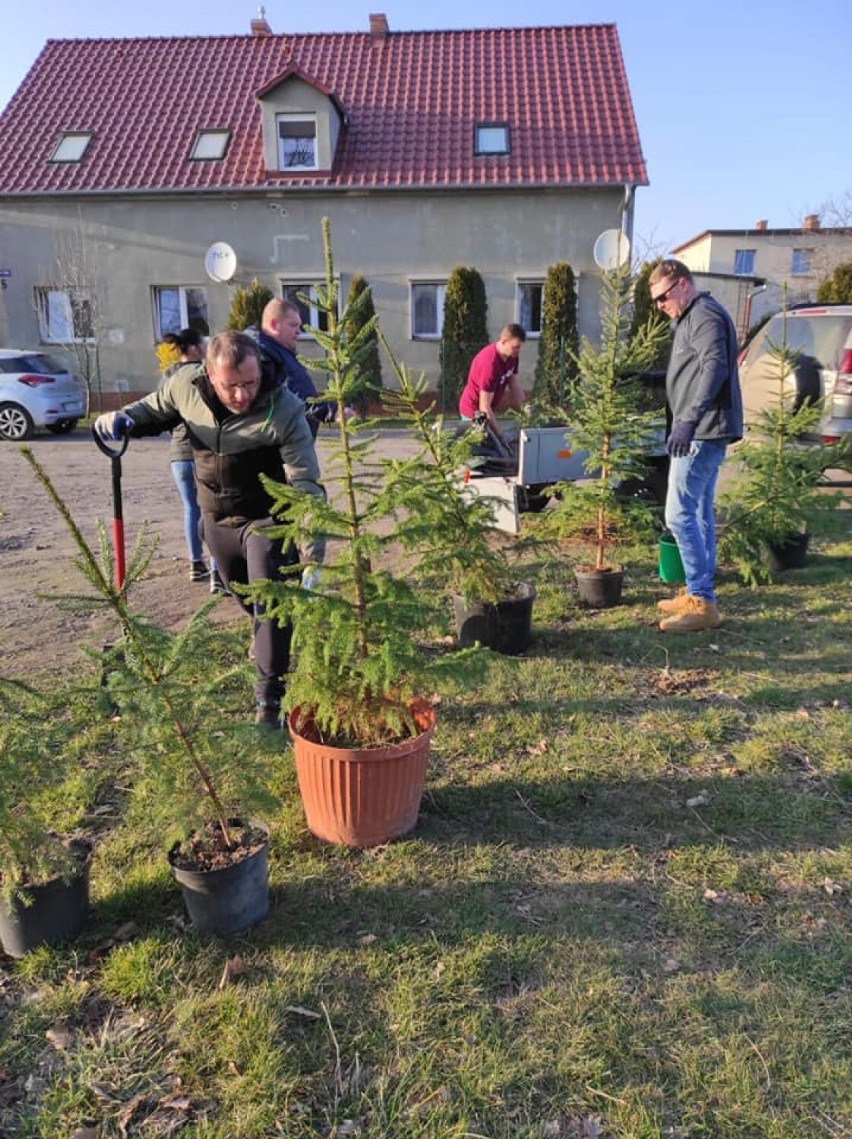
[
  {"left": 370, "top": 13, "right": 389, "bottom": 44},
  {"left": 251, "top": 5, "right": 272, "bottom": 36},
  {"left": 755, "top": 220, "right": 768, "bottom": 231},
  {"left": 803, "top": 214, "right": 821, "bottom": 231}
]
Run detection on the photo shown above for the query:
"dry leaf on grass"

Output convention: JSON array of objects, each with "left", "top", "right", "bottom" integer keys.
[{"left": 218, "top": 954, "right": 247, "bottom": 989}]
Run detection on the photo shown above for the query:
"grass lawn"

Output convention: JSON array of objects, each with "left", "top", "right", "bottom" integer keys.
[{"left": 1, "top": 527, "right": 850, "bottom": 1139}]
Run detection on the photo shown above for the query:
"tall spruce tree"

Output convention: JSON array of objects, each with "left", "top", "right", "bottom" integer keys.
[
  {"left": 533, "top": 262, "right": 579, "bottom": 408},
  {"left": 344, "top": 273, "right": 383, "bottom": 414},
  {"left": 225, "top": 278, "right": 274, "bottom": 331},
  {"left": 439, "top": 267, "right": 489, "bottom": 410}
]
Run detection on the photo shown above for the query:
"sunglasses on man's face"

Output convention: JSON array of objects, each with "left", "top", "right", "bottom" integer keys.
[{"left": 652, "top": 279, "right": 680, "bottom": 306}]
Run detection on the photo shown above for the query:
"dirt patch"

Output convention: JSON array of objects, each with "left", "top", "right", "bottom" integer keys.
[{"left": 0, "top": 427, "right": 420, "bottom": 681}]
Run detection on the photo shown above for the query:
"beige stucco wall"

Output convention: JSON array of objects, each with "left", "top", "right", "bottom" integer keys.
[
  {"left": 678, "top": 230, "right": 852, "bottom": 333},
  {"left": 0, "top": 186, "right": 626, "bottom": 400}
]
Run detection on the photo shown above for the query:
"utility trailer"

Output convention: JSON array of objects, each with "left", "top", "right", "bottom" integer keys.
[{"left": 462, "top": 422, "right": 669, "bottom": 534}]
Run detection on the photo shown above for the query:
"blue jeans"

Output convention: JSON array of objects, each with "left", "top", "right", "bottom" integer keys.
[
  {"left": 170, "top": 460, "right": 216, "bottom": 570},
  {"left": 664, "top": 439, "right": 728, "bottom": 603}
]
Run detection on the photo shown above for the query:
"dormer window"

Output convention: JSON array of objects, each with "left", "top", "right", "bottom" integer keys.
[
  {"left": 50, "top": 132, "right": 92, "bottom": 163},
  {"left": 190, "top": 129, "right": 230, "bottom": 160},
  {"left": 475, "top": 122, "right": 509, "bottom": 156},
  {"left": 277, "top": 114, "right": 317, "bottom": 170}
]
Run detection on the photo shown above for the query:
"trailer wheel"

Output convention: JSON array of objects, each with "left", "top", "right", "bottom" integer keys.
[{"left": 519, "top": 485, "right": 551, "bottom": 513}]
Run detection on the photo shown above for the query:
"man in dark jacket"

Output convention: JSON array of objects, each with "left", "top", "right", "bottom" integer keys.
[
  {"left": 94, "top": 331, "right": 325, "bottom": 728},
  {"left": 244, "top": 298, "right": 336, "bottom": 436},
  {"left": 649, "top": 259, "right": 743, "bottom": 633}
]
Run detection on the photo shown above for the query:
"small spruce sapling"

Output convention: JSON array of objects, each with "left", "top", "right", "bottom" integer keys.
[
  {"left": 542, "top": 263, "right": 670, "bottom": 572},
  {"left": 718, "top": 305, "right": 849, "bottom": 586},
  {"left": 22, "top": 448, "right": 277, "bottom": 862}
]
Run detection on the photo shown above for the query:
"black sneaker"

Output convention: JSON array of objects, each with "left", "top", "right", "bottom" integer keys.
[
  {"left": 210, "top": 569, "right": 228, "bottom": 595},
  {"left": 254, "top": 702, "right": 282, "bottom": 730},
  {"left": 189, "top": 560, "right": 209, "bottom": 583}
]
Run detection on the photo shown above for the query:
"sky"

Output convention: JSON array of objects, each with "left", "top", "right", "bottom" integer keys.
[{"left": 2, "top": 0, "right": 850, "bottom": 256}]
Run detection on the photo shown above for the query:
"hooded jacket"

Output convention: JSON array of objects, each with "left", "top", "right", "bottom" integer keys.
[{"left": 122, "top": 363, "right": 325, "bottom": 561}]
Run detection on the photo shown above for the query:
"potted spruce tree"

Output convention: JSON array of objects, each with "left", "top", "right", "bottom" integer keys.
[
  {"left": 245, "top": 219, "right": 492, "bottom": 847},
  {"left": 541, "top": 263, "right": 671, "bottom": 607},
  {"left": 22, "top": 448, "right": 278, "bottom": 935},
  {"left": 718, "top": 308, "right": 849, "bottom": 586},
  {"left": 0, "top": 677, "right": 96, "bottom": 957},
  {"left": 376, "top": 330, "right": 536, "bottom": 655}
]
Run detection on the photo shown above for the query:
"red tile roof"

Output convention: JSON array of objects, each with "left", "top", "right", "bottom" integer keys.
[{"left": 0, "top": 24, "right": 647, "bottom": 195}]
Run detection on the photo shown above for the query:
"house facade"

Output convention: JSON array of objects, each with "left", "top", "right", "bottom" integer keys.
[
  {"left": 0, "top": 14, "right": 647, "bottom": 404},
  {"left": 673, "top": 217, "right": 852, "bottom": 342}
]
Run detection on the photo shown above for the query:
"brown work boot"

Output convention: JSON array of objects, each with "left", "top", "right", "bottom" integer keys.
[
  {"left": 657, "top": 588, "right": 690, "bottom": 613},
  {"left": 659, "top": 597, "right": 721, "bottom": 633}
]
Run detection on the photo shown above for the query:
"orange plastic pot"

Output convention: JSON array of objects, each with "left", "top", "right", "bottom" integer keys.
[{"left": 288, "top": 699, "right": 436, "bottom": 847}]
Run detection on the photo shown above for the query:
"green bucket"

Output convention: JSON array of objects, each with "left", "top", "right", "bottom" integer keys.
[{"left": 658, "top": 534, "right": 685, "bottom": 584}]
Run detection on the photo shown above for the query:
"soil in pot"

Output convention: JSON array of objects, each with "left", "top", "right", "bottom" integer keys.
[
  {"left": 0, "top": 839, "right": 92, "bottom": 958},
  {"left": 168, "top": 820, "right": 269, "bottom": 936},
  {"left": 289, "top": 699, "right": 436, "bottom": 848},
  {"left": 451, "top": 582, "right": 536, "bottom": 655},
  {"left": 574, "top": 565, "right": 624, "bottom": 608}
]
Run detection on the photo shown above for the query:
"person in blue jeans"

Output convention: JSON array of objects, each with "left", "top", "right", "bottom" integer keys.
[
  {"left": 160, "top": 329, "right": 225, "bottom": 593},
  {"left": 648, "top": 260, "right": 743, "bottom": 633}
]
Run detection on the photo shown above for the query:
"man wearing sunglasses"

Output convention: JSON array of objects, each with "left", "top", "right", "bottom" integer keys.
[{"left": 648, "top": 259, "right": 743, "bottom": 633}]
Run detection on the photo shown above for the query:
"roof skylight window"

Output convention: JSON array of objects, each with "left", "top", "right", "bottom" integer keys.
[
  {"left": 475, "top": 122, "right": 509, "bottom": 155},
  {"left": 50, "top": 132, "right": 92, "bottom": 163},
  {"left": 190, "top": 130, "right": 231, "bottom": 161}
]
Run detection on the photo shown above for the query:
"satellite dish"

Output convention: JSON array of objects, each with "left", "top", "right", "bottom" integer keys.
[
  {"left": 593, "top": 229, "right": 630, "bottom": 271},
  {"left": 204, "top": 241, "right": 238, "bottom": 283}
]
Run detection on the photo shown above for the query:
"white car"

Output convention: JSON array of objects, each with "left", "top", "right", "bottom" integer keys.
[
  {"left": 738, "top": 304, "right": 852, "bottom": 447},
  {"left": 0, "top": 350, "right": 86, "bottom": 441}
]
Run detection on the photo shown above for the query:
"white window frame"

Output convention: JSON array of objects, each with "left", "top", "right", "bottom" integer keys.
[
  {"left": 35, "top": 287, "right": 94, "bottom": 343},
  {"left": 516, "top": 280, "right": 544, "bottom": 337},
  {"left": 791, "top": 248, "right": 812, "bottom": 276},
  {"left": 410, "top": 282, "right": 446, "bottom": 339},
  {"left": 276, "top": 114, "right": 318, "bottom": 171},
  {"left": 279, "top": 282, "right": 333, "bottom": 336},
  {"left": 152, "top": 286, "right": 209, "bottom": 340},
  {"left": 190, "top": 129, "right": 230, "bottom": 160},
  {"left": 50, "top": 132, "right": 92, "bottom": 163},
  {"left": 475, "top": 122, "right": 509, "bottom": 156}
]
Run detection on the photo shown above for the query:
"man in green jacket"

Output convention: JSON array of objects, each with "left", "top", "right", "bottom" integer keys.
[{"left": 94, "top": 330, "right": 325, "bottom": 728}]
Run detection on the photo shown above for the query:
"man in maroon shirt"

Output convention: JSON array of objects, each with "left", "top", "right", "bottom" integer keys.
[{"left": 458, "top": 323, "right": 527, "bottom": 438}]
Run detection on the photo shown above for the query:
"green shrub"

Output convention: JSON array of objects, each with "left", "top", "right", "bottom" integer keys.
[
  {"left": 533, "top": 261, "right": 579, "bottom": 408},
  {"left": 440, "top": 266, "right": 489, "bottom": 410}
]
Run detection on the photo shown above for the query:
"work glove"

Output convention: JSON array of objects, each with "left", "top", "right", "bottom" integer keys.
[
  {"left": 94, "top": 412, "right": 134, "bottom": 442},
  {"left": 666, "top": 421, "right": 696, "bottom": 458},
  {"left": 300, "top": 567, "right": 322, "bottom": 592}
]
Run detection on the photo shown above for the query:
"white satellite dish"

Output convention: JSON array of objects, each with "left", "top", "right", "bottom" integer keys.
[
  {"left": 592, "top": 229, "right": 630, "bottom": 271},
  {"left": 204, "top": 241, "right": 238, "bottom": 283}
]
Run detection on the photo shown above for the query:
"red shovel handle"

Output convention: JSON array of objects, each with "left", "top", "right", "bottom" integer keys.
[{"left": 92, "top": 426, "right": 130, "bottom": 590}]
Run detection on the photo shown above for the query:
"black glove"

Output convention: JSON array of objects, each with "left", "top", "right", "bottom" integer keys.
[{"left": 666, "top": 421, "right": 696, "bottom": 458}]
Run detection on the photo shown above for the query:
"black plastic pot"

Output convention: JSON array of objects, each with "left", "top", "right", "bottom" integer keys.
[
  {"left": 168, "top": 822, "right": 269, "bottom": 936},
  {"left": 451, "top": 582, "right": 536, "bottom": 655},
  {"left": 767, "top": 532, "right": 810, "bottom": 573},
  {"left": 574, "top": 566, "right": 624, "bottom": 608},
  {"left": 0, "top": 842, "right": 92, "bottom": 958}
]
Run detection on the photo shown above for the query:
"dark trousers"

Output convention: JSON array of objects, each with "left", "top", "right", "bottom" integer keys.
[{"left": 200, "top": 514, "right": 296, "bottom": 708}]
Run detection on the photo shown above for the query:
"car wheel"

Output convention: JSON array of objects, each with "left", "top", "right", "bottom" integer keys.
[
  {"left": 792, "top": 354, "right": 821, "bottom": 412},
  {"left": 0, "top": 403, "right": 35, "bottom": 442},
  {"left": 46, "top": 419, "right": 78, "bottom": 435},
  {"left": 616, "top": 463, "right": 668, "bottom": 507}
]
